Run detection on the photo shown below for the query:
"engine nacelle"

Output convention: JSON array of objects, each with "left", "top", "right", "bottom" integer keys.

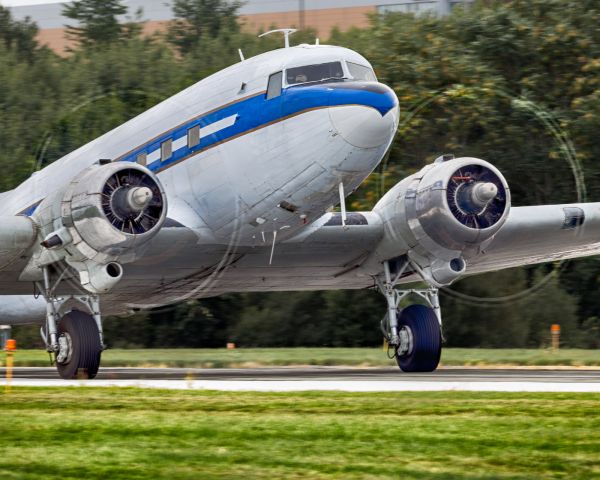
[
  {"left": 59, "top": 162, "right": 167, "bottom": 261},
  {"left": 32, "top": 162, "right": 167, "bottom": 293},
  {"left": 372, "top": 157, "right": 510, "bottom": 286},
  {"left": 0, "top": 216, "right": 37, "bottom": 269}
]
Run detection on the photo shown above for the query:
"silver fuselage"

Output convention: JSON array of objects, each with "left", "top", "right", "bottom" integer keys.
[{"left": 0, "top": 45, "right": 399, "bottom": 317}]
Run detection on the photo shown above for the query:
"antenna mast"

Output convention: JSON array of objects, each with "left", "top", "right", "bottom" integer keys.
[{"left": 258, "top": 29, "right": 298, "bottom": 49}]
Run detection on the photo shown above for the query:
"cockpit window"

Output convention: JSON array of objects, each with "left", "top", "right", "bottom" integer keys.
[
  {"left": 347, "top": 62, "right": 377, "bottom": 82},
  {"left": 266, "top": 71, "right": 283, "bottom": 99},
  {"left": 286, "top": 61, "right": 345, "bottom": 85}
]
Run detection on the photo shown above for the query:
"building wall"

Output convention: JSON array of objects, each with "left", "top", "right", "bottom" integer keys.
[
  {"left": 6, "top": 0, "right": 469, "bottom": 54},
  {"left": 32, "top": 7, "right": 377, "bottom": 54},
  {"left": 241, "top": 6, "right": 375, "bottom": 38},
  {"left": 36, "top": 20, "right": 169, "bottom": 54}
]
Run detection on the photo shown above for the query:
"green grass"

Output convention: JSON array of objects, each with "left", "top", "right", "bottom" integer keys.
[
  {"left": 0, "top": 388, "right": 599, "bottom": 479},
  {"left": 2, "top": 348, "right": 599, "bottom": 368}
]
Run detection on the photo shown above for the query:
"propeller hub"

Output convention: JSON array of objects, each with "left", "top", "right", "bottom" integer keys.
[
  {"left": 471, "top": 182, "right": 498, "bottom": 207},
  {"left": 127, "top": 186, "right": 153, "bottom": 211}
]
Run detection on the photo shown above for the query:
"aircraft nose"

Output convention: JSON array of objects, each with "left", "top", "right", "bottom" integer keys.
[{"left": 329, "top": 83, "right": 399, "bottom": 149}]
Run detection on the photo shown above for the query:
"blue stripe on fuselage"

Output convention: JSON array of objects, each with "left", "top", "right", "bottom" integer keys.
[
  {"left": 122, "top": 81, "right": 398, "bottom": 172},
  {"left": 285, "top": 82, "right": 398, "bottom": 117},
  {"left": 19, "top": 82, "right": 397, "bottom": 216}
]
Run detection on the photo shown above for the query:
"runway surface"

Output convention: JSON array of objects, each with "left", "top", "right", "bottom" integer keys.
[{"left": 3, "top": 366, "right": 600, "bottom": 392}]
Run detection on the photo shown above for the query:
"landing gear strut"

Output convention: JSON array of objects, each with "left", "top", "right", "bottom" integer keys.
[
  {"left": 376, "top": 260, "right": 442, "bottom": 372},
  {"left": 37, "top": 266, "right": 105, "bottom": 379}
]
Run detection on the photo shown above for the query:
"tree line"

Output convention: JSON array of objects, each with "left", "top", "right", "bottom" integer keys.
[{"left": 2, "top": 0, "right": 599, "bottom": 349}]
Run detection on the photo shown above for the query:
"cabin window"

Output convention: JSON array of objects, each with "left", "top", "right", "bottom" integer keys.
[
  {"left": 161, "top": 139, "right": 172, "bottom": 161},
  {"left": 286, "top": 61, "right": 344, "bottom": 85},
  {"left": 187, "top": 125, "right": 200, "bottom": 148},
  {"left": 347, "top": 61, "right": 377, "bottom": 82},
  {"left": 136, "top": 152, "right": 147, "bottom": 166},
  {"left": 266, "top": 71, "right": 283, "bottom": 100}
]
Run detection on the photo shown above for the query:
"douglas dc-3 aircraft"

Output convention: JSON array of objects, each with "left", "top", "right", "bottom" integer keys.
[{"left": 1, "top": 30, "right": 599, "bottom": 379}]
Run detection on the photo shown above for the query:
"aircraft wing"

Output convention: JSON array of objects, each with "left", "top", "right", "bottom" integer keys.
[
  {"left": 0, "top": 190, "right": 13, "bottom": 203},
  {"left": 465, "top": 203, "right": 600, "bottom": 274},
  {"left": 125, "top": 211, "right": 385, "bottom": 304},
  {"left": 0, "top": 215, "right": 38, "bottom": 294},
  {"left": 207, "top": 202, "right": 600, "bottom": 295}
]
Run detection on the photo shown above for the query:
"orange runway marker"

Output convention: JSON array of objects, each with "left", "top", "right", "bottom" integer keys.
[
  {"left": 551, "top": 324, "right": 561, "bottom": 350},
  {"left": 4, "top": 339, "right": 16, "bottom": 393}
]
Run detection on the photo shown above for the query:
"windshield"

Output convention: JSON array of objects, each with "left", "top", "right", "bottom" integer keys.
[
  {"left": 286, "top": 61, "right": 345, "bottom": 85},
  {"left": 347, "top": 62, "right": 377, "bottom": 82}
]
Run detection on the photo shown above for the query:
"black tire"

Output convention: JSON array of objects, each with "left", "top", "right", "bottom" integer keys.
[
  {"left": 395, "top": 304, "right": 441, "bottom": 372},
  {"left": 56, "top": 310, "right": 102, "bottom": 380}
]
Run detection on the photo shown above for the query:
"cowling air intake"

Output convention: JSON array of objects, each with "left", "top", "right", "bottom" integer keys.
[{"left": 446, "top": 164, "right": 507, "bottom": 229}]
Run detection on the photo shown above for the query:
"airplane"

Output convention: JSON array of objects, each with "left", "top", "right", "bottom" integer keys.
[{"left": 1, "top": 29, "right": 598, "bottom": 379}]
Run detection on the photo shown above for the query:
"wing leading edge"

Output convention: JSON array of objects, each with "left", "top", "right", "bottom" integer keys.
[{"left": 466, "top": 203, "right": 600, "bottom": 275}]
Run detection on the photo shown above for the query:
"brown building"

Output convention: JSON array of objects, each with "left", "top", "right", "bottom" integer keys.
[{"left": 5, "top": 0, "right": 472, "bottom": 54}]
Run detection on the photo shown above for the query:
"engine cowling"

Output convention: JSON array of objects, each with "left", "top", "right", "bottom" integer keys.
[
  {"left": 372, "top": 157, "right": 510, "bottom": 286},
  {"left": 61, "top": 162, "right": 166, "bottom": 259},
  {"left": 33, "top": 162, "right": 167, "bottom": 293},
  {"left": 0, "top": 216, "right": 37, "bottom": 269}
]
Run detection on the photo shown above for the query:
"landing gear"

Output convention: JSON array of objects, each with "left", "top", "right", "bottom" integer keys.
[
  {"left": 395, "top": 304, "right": 441, "bottom": 372},
  {"left": 377, "top": 260, "right": 443, "bottom": 372},
  {"left": 56, "top": 310, "right": 102, "bottom": 379},
  {"left": 37, "top": 266, "right": 106, "bottom": 379}
]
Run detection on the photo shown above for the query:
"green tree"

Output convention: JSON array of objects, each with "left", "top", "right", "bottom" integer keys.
[
  {"left": 0, "top": 44, "right": 64, "bottom": 191},
  {"left": 103, "top": 296, "right": 234, "bottom": 348},
  {"left": 522, "top": 274, "right": 579, "bottom": 347},
  {"left": 229, "top": 290, "right": 384, "bottom": 347},
  {"left": 168, "top": 0, "right": 242, "bottom": 55},
  {"left": 441, "top": 269, "right": 579, "bottom": 348},
  {"left": 0, "top": 5, "right": 39, "bottom": 61},
  {"left": 62, "top": 0, "right": 129, "bottom": 48}
]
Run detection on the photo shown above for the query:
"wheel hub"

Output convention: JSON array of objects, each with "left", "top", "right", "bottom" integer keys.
[
  {"left": 56, "top": 333, "right": 73, "bottom": 364},
  {"left": 396, "top": 325, "right": 413, "bottom": 357}
]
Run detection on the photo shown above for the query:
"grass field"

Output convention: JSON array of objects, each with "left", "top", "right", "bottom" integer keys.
[
  {"left": 0, "top": 388, "right": 599, "bottom": 479},
  {"left": 2, "top": 347, "right": 599, "bottom": 368}
]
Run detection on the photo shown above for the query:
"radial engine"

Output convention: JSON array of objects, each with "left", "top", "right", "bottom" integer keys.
[
  {"left": 372, "top": 156, "right": 510, "bottom": 286},
  {"left": 30, "top": 162, "right": 167, "bottom": 293}
]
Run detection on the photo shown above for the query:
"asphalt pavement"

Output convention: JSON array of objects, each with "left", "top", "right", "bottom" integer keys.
[{"left": 2, "top": 366, "right": 600, "bottom": 392}]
